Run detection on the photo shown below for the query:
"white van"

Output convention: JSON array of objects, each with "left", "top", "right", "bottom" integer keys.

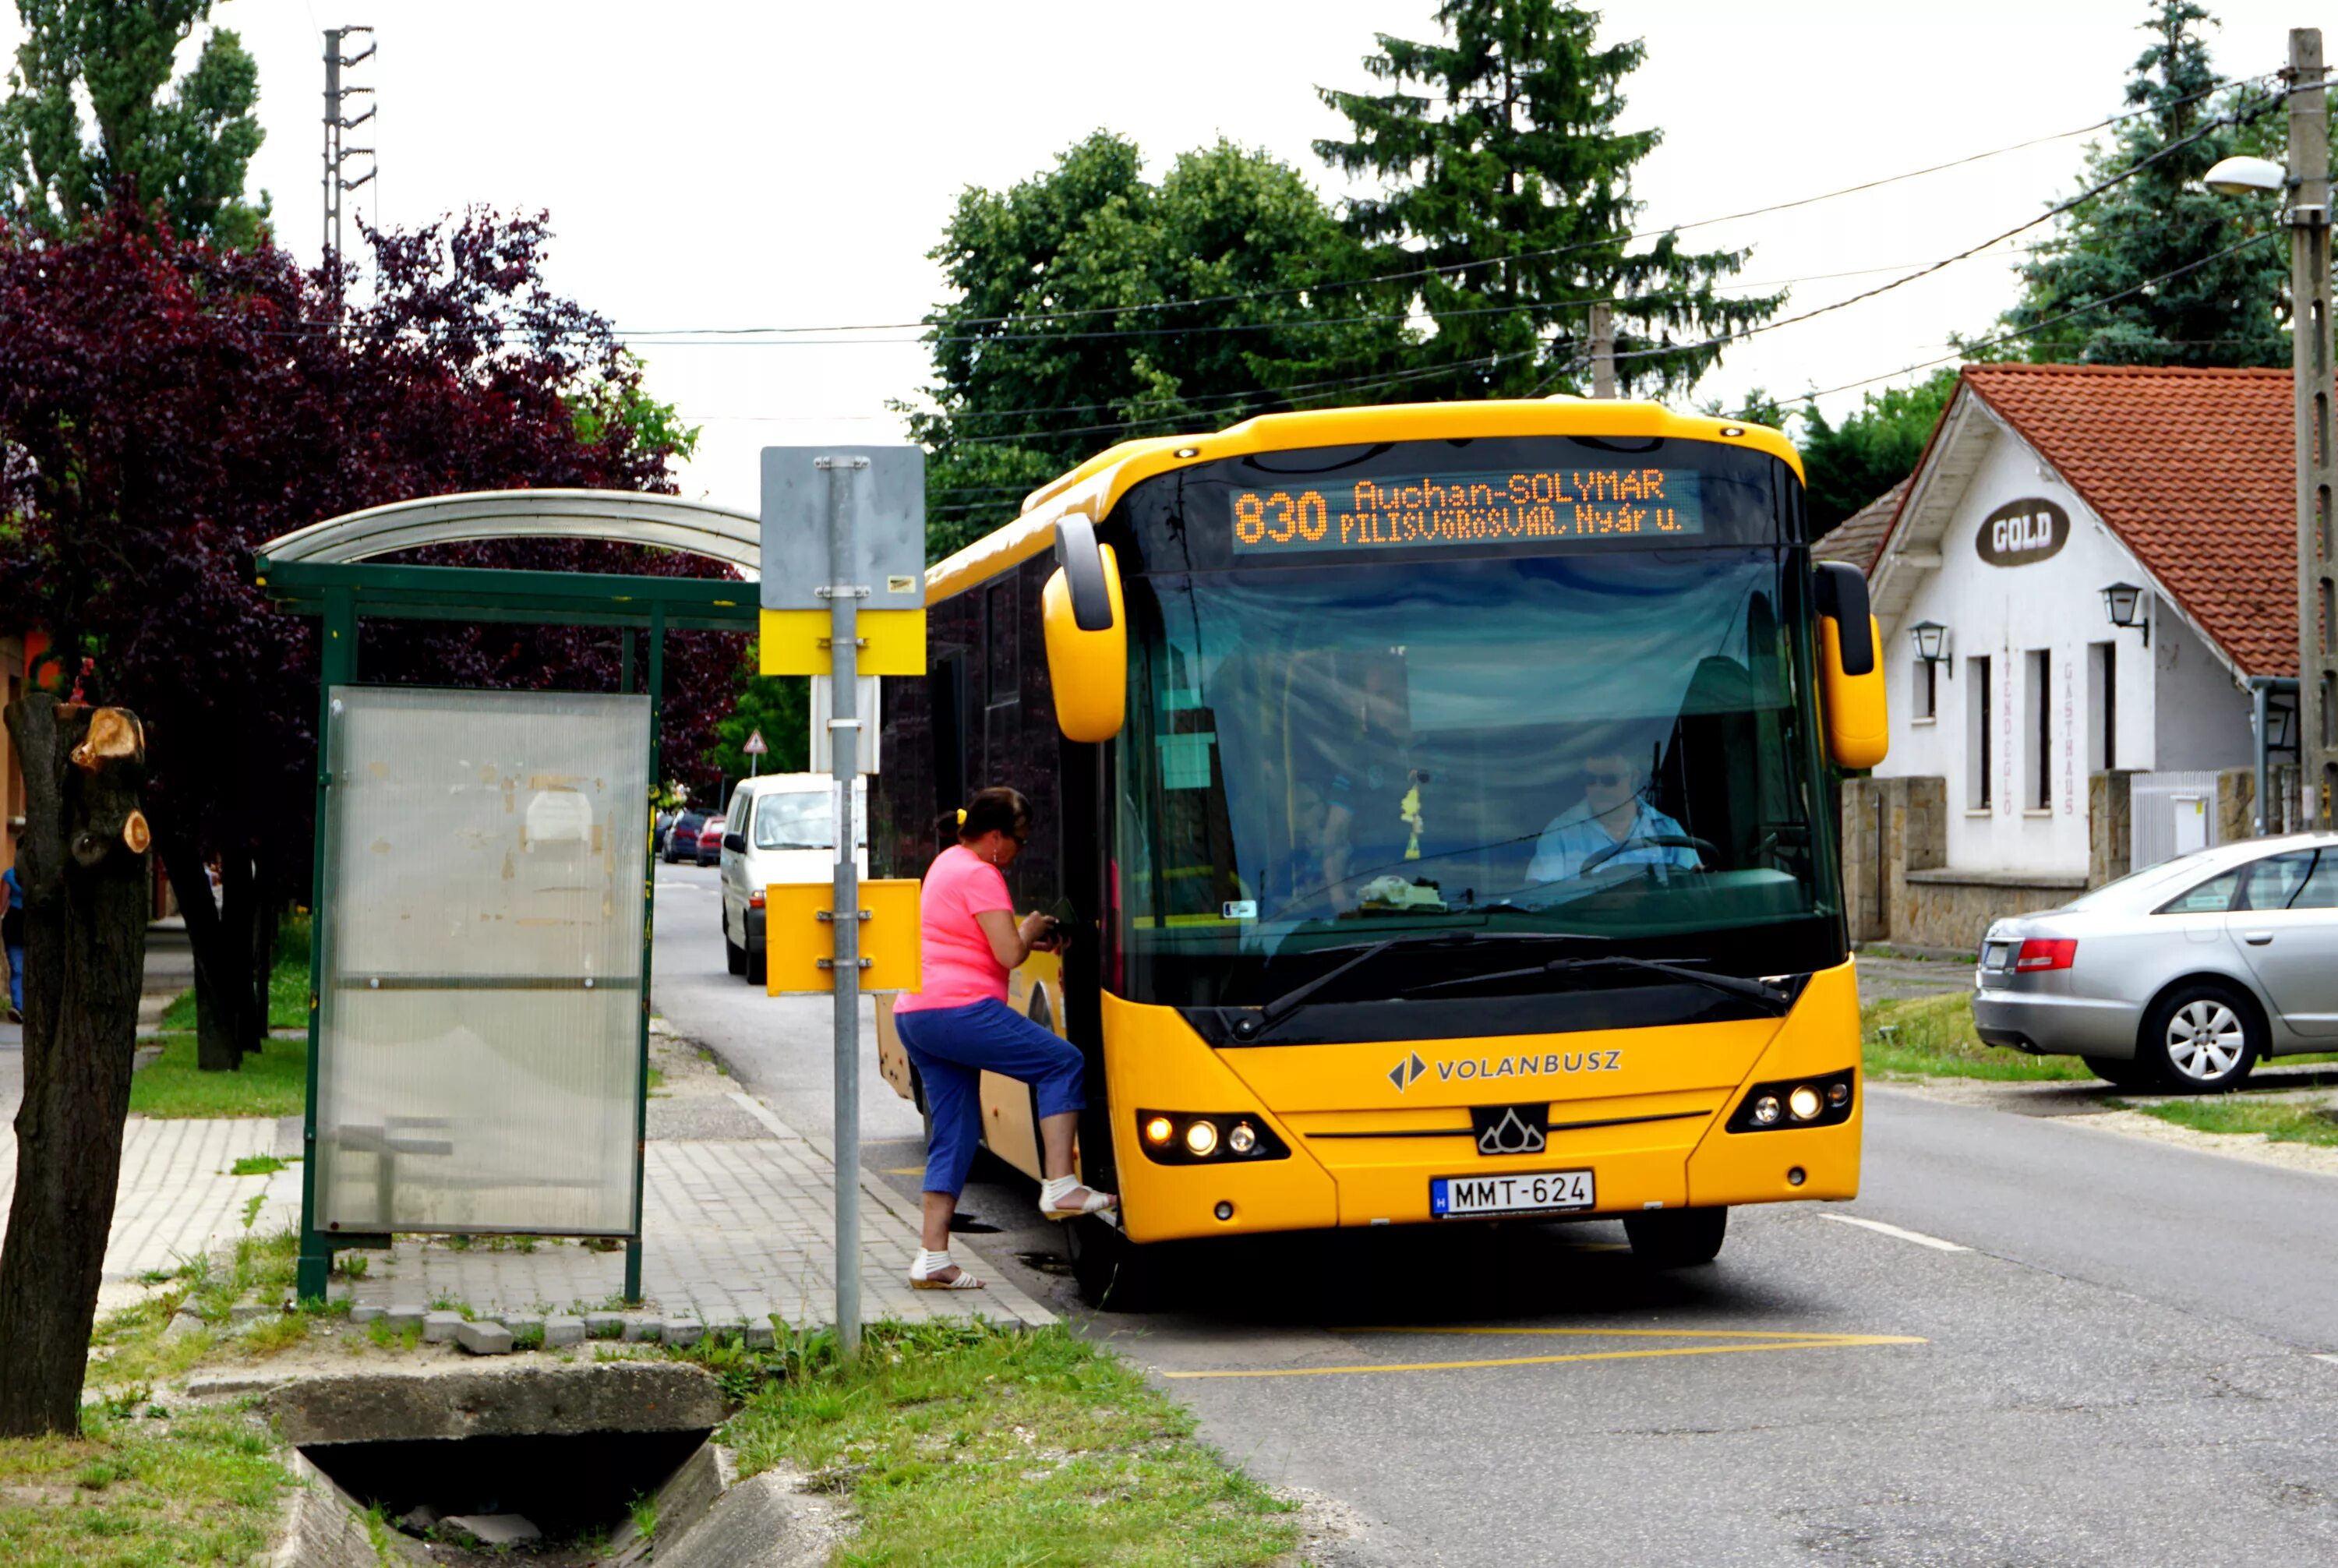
[{"left": 719, "top": 773, "right": 868, "bottom": 985}]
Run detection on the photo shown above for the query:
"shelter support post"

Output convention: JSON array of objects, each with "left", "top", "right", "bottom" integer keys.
[
  {"left": 297, "top": 588, "right": 357, "bottom": 1302},
  {"left": 2291, "top": 28, "right": 2337, "bottom": 827},
  {"left": 821, "top": 456, "right": 867, "bottom": 1359},
  {"left": 627, "top": 608, "right": 664, "bottom": 1305}
]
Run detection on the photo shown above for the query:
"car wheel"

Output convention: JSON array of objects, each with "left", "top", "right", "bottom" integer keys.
[
  {"left": 744, "top": 937, "right": 766, "bottom": 987},
  {"left": 2140, "top": 983, "right": 2262, "bottom": 1093},
  {"left": 723, "top": 920, "right": 746, "bottom": 976},
  {"left": 2082, "top": 1054, "right": 2168, "bottom": 1091},
  {"left": 1623, "top": 1206, "right": 1728, "bottom": 1268}
]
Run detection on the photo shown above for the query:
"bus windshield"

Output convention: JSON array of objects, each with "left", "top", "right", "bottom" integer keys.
[{"left": 1113, "top": 549, "right": 1838, "bottom": 1007}]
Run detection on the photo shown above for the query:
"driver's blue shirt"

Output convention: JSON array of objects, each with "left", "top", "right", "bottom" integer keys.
[{"left": 1525, "top": 800, "right": 1699, "bottom": 884}]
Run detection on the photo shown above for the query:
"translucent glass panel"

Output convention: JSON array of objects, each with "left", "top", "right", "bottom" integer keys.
[{"left": 315, "top": 687, "right": 650, "bottom": 1235}]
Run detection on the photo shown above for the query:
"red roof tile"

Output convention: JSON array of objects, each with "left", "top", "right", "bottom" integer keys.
[{"left": 1959, "top": 362, "right": 2294, "bottom": 678}]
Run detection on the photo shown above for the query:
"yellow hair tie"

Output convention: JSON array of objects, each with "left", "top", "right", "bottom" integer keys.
[{"left": 956, "top": 807, "right": 967, "bottom": 825}]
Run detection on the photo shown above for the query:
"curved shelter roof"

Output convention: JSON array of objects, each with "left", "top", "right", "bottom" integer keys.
[{"left": 259, "top": 488, "right": 762, "bottom": 577}]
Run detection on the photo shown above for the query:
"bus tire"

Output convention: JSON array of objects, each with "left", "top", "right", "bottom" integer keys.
[
  {"left": 1066, "top": 1217, "right": 1158, "bottom": 1310},
  {"left": 1624, "top": 1206, "right": 1727, "bottom": 1268}
]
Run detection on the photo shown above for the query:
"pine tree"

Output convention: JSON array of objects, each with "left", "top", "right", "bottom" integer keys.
[
  {"left": 0, "top": 0, "right": 269, "bottom": 246},
  {"left": 1996, "top": 1, "right": 2287, "bottom": 366},
  {"left": 1314, "top": 0, "right": 1782, "bottom": 399}
]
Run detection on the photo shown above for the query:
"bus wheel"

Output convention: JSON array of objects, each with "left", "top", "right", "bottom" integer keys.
[
  {"left": 1066, "top": 1217, "right": 1158, "bottom": 1310},
  {"left": 1623, "top": 1206, "right": 1727, "bottom": 1268}
]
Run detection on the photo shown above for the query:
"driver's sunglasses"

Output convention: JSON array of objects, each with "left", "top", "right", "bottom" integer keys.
[{"left": 1586, "top": 771, "right": 1629, "bottom": 788}]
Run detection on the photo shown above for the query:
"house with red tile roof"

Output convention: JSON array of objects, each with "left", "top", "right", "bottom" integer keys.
[{"left": 1841, "top": 363, "right": 2298, "bottom": 948}]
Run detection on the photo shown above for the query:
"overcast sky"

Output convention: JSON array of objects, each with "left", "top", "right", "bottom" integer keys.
[{"left": 5, "top": 1, "right": 2329, "bottom": 513}]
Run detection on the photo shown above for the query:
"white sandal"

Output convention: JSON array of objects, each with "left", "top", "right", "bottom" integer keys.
[
  {"left": 909, "top": 1248, "right": 986, "bottom": 1290},
  {"left": 1040, "top": 1174, "right": 1118, "bottom": 1222}
]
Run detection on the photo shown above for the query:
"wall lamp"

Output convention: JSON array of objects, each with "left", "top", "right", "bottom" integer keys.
[
  {"left": 2100, "top": 581, "right": 2150, "bottom": 646},
  {"left": 1909, "top": 620, "right": 1951, "bottom": 674}
]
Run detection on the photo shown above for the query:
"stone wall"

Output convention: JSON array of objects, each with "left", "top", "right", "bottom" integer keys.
[
  {"left": 2216, "top": 766, "right": 2255, "bottom": 847},
  {"left": 2088, "top": 772, "right": 2132, "bottom": 888},
  {"left": 1899, "top": 868, "right": 2087, "bottom": 953},
  {"left": 1839, "top": 775, "right": 1945, "bottom": 945}
]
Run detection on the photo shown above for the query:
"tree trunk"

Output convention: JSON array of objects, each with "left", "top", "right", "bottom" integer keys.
[
  {"left": 249, "top": 878, "right": 281, "bottom": 1048},
  {"left": 0, "top": 697, "right": 151, "bottom": 1436},
  {"left": 154, "top": 828, "right": 253, "bottom": 1072}
]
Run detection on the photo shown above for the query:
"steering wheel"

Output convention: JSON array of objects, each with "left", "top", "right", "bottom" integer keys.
[{"left": 1575, "top": 832, "right": 1720, "bottom": 878}]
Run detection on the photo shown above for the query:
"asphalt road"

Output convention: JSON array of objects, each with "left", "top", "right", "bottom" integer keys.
[{"left": 651, "top": 863, "right": 2338, "bottom": 1566}]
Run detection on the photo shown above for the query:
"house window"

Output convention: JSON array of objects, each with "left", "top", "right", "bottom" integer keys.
[
  {"left": 2024, "top": 649, "right": 2051, "bottom": 810},
  {"left": 2087, "top": 641, "right": 2116, "bottom": 772},
  {"left": 1911, "top": 657, "right": 1937, "bottom": 722},
  {"left": 1968, "top": 655, "right": 1992, "bottom": 810}
]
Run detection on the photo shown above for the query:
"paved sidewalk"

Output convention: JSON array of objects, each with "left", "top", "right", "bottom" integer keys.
[{"left": 0, "top": 1024, "right": 1048, "bottom": 1330}]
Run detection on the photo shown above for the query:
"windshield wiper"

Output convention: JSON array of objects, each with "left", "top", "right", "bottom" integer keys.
[
  {"left": 1234, "top": 931, "right": 1606, "bottom": 1041},
  {"left": 1404, "top": 955, "right": 1792, "bottom": 1012}
]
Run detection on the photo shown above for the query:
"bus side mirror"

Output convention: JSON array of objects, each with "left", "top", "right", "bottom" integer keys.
[
  {"left": 1813, "top": 561, "right": 1888, "bottom": 770},
  {"left": 1042, "top": 517, "right": 1126, "bottom": 743}
]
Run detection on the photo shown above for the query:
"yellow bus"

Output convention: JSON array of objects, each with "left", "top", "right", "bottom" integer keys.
[{"left": 871, "top": 399, "right": 1886, "bottom": 1303}]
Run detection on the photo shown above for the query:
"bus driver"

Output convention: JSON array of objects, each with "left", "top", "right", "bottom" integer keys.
[{"left": 1524, "top": 747, "right": 1701, "bottom": 884}]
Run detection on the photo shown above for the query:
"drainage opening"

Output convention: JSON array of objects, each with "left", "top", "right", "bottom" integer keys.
[{"left": 301, "top": 1428, "right": 709, "bottom": 1553}]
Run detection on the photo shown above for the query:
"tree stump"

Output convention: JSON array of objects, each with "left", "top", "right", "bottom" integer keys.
[{"left": 0, "top": 697, "right": 151, "bottom": 1436}]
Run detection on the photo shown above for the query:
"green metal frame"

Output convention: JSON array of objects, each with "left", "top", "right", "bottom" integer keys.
[{"left": 262, "top": 555, "right": 756, "bottom": 1304}]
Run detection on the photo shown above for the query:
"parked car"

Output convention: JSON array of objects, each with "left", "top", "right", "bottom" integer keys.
[
  {"left": 1973, "top": 832, "right": 2338, "bottom": 1092},
  {"left": 694, "top": 813, "right": 728, "bottom": 867},
  {"left": 719, "top": 774, "right": 867, "bottom": 985},
  {"left": 661, "top": 810, "right": 707, "bottom": 863},
  {"left": 652, "top": 809, "right": 678, "bottom": 856}
]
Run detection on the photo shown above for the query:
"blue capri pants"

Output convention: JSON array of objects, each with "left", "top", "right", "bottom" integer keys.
[{"left": 892, "top": 997, "right": 1087, "bottom": 1196}]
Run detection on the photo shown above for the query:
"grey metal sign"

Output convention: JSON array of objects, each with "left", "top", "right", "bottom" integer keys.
[{"left": 759, "top": 446, "right": 927, "bottom": 611}]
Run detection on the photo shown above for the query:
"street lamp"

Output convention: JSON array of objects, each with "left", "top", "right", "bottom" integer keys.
[
  {"left": 2100, "top": 582, "right": 2149, "bottom": 646},
  {"left": 2200, "top": 30, "right": 2334, "bottom": 829},
  {"left": 1909, "top": 620, "right": 1951, "bottom": 666}
]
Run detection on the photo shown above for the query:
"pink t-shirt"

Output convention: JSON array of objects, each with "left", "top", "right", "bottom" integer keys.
[{"left": 894, "top": 844, "right": 1013, "bottom": 1013}]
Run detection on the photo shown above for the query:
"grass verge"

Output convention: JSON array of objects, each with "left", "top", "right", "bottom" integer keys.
[
  {"left": 157, "top": 912, "right": 312, "bottom": 1035},
  {"left": 127, "top": 1036, "right": 305, "bottom": 1119},
  {"left": 0, "top": 1407, "right": 291, "bottom": 1567},
  {"left": 2122, "top": 1097, "right": 2338, "bottom": 1146},
  {"left": 1861, "top": 993, "right": 2095, "bottom": 1082},
  {"left": 715, "top": 1320, "right": 1297, "bottom": 1567}
]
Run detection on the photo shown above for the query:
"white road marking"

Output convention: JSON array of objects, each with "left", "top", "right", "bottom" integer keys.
[
  {"left": 2312, "top": 1353, "right": 2338, "bottom": 1367},
  {"left": 1817, "top": 1213, "right": 1969, "bottom": 1252}
]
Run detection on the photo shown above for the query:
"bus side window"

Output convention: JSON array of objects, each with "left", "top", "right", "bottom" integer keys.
[{"left": 931, "top": 654, "right": 968, "bottom": 825}]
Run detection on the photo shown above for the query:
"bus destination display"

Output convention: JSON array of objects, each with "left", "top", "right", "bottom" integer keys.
[{"left": 1229, "top": 467, "right": 1704, "bottom": 555}]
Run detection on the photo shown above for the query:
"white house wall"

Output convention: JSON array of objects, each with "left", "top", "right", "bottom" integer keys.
[
  {"left": 1875, "top": 432, "right": 2167, "bottom": 878},
  {"left": 2152, "top": 609, "right": 2255, "bottom": 772}
]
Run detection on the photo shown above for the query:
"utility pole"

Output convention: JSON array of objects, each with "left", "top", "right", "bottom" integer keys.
[
  {"left": 818, "top": 456, "right": 868, "bottom": 1361},
  {"left": 321, "top": 26, "right": 376, "bottom": 308},
  {"left": 2290, "top": 27, "right": 2335, "bottom": 828},
  {"left": 1589, "top": 302, "right": 1617, "bottom": 398}
]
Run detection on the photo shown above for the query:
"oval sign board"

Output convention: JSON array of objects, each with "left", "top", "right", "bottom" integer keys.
[{"left": 1977, "top": 497, "right": 2070, "bottom": 567}]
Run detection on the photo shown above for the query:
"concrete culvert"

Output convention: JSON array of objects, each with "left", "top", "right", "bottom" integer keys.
[{"left": 265, "top": 1362, "right": 835, "bottom": 1566}]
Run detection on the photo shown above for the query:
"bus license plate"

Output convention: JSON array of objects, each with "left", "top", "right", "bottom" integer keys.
[{"left": 1432, "top": 1169, "right": 1595, "bottom": 1218}]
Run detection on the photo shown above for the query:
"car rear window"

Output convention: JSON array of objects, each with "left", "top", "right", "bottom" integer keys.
[{"left": 2157, "top": 868, "right": 2241, "bottom": 914}]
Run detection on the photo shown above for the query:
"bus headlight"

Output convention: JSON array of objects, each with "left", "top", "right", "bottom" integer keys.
[
  {"left": 1729, "top": 1071, "right": 1855, "bottom": 1133},
  {"left": 1135, "top": 1111, "right": 1291, "bottom": 1165}
]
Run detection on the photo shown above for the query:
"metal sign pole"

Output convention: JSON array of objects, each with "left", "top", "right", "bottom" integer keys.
[{"left": 819, "top": 455, "right": 868, "bottom": 1358}]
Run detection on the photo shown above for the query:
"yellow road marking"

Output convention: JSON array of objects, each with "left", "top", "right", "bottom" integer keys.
[{"left": 1160, "top": 1327, "right": 1924, "bottom": 1380}]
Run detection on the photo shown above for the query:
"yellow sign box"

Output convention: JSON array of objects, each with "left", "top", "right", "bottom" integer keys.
[
  {"left": 765, "top": 878, "right": 922, "bottom": 995},
  {"left": 759, "top": 607, "right": 927, "bottom": 676}
]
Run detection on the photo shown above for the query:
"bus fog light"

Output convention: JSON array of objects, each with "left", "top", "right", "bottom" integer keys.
[
  {"left": 1789, "top": 1086, "right": 1822, "bottom": 1121},
  {"left": 1184, "top": 1120, "right": 1219, "bottom": 1157},
  {"left": 1144, "top": 1116, "right": 1174, "bottom": 1146},
  {"left": 1827, "top": 1081, "right": 1851, "bottom": 1108},
  {"left": 1751, "top": 1095, "right": 1782, "bottom": 1126},
  {"left": 1228, "top": 1121, "right": 1258, "bottom": 1154},
  {"left": 1787, "top": 1167, "right": 1806, "bottom": 1186},
  {"left": 1213, "top": 1201, "right": 1234, "bottom": 1221}
]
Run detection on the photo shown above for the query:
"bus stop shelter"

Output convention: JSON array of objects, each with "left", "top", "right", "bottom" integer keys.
[{"left": 256, "top": 490, "right": 761, "bottom": 1302}]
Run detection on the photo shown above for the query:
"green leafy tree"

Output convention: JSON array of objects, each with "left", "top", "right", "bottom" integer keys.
[
  {"left": 708, "top": 647, "right": 808, "bottom": 796},
  {"left": 0, "top": 0, "right": 268, "bottom": 245},
  {"left": 1315, "top": 0, "right": 1782, "bottom": 399},
  {"left": 1995, "top": 1, "right": 2287, "bottom": 366},
  {"left": 903, "top": 132, "right": 1411, "bottom": 561}
]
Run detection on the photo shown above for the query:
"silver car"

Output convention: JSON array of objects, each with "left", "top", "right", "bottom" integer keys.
[{"left": 1972, "top": 832, "right": 2338, "bottom": 1092}]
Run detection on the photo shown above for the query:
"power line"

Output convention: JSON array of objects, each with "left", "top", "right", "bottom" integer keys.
[{"left": 1779, "top": 228, "right": 2283, "bottom": 408}]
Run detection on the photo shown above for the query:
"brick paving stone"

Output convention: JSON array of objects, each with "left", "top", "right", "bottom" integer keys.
[
  {"left": 544, "top": 1315, "right": 586, "bottom": 1348},
  {"left": 422, "top": 1311, "right": 464, "bottom": 1344}
]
